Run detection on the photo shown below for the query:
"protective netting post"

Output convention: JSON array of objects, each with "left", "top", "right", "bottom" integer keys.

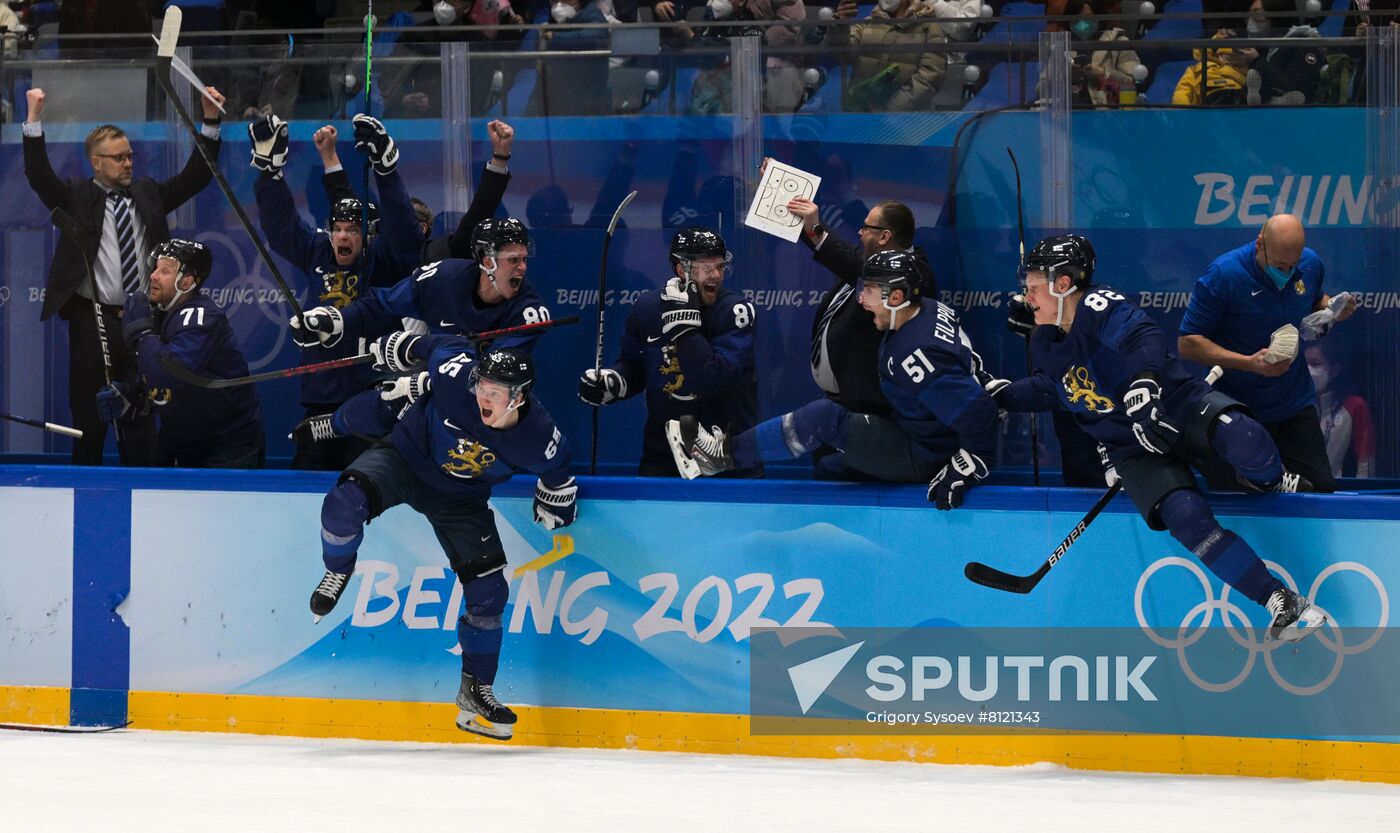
[
  {"left": 1367, "top": 24, "right": 1400, "bottom": 474},
  {"left": 440, "top": 41, "right": 473, "bottom": 216},
  {"left": 731, "top": 35, "right": 764, "bottom": 235},
  {"left": 1038, "top": 31, "right": 1072, "bottom": 233}
]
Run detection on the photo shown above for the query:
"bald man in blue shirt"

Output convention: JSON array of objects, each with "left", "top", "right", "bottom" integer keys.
[{"left": 1178, "top": 214, "right": 1356, "bottom": 492}]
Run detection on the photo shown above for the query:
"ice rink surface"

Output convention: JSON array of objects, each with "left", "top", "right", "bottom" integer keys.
[{"left": 3, "top": 729, "right": 1398, "bottom": 832}]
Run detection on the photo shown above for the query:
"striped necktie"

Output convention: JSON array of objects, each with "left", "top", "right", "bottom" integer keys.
[
  {"left": 811, "top": 283, "right": 854, "bottom": 370},
  {"left": 107, "top": 190, "right": 141, "bottom": 295}
]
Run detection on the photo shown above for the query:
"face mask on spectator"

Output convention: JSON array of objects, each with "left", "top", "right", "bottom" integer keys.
[
  {"left": 434, "top": 1, "right": 458, "bottom": 24},
  {"left": 1310, "top": 364, "right": 1331, "bottom": 392},
  {"left": 1246, "top": 18, "right": 1270, "bottom": 36},
  {"left": 1071, "top": 19, "right": 1097, "bottom": 40},
  {"left": 878, "top": 0, "right": 903, "bottom": 12},
  {"left": 709, "top": 0, "right": 734, "bottom": 18},
  {"left": 552, "top": 2, "right": 577, "bottom": 22}
]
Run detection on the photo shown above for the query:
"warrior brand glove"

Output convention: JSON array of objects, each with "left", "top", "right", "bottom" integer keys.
[
  {"left": 122, "top": 292, "right": 155, "bottom": 347},
  {"left": 927, "top": 449, "right": 989, "bottom": 511},
  {"left": 533, "top": 476, "right": 578, "bottom": 530},
  {"left": 249, "top": 114, "right": 289, "bottom": 178},
  {"left": 660, "top": 276, "right": 702, "bottom": 339},
  {"left": 1098, "top": 443, "right": 1121, "bottom": 489},
  {"left": 578, "top": 368, "right": 627, "bottom": 406},
  {"left": 1007, "top": 293, "right": 1036, "bottom": 338},
  {"left": 1122, "top": 376, "right": 1180, "bottom": 455},
  {"left": 290, "top": 306, "right": 343, "bottom": 348},
  {"left": 352, "top": 113, "right": 398, "bottom": 176},
  {"left": 369, "top": 331, "right": 421, "bottom": 373},
  {"left": 378, "top": 371, "right": 430, "bottom": 404},
  {"left": 1300, "top": 292, "right": 1352, "bottom": 340},
  {"left": 95, "top": 382, "right": 135, "bottom": 423}
]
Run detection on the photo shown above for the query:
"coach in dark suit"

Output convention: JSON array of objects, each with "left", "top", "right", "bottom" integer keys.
[{"left": 23, "top": 85, "right": 225, "bottom": 465}]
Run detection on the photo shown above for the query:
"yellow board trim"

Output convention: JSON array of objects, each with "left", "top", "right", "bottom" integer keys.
[{"left": 7, "top": 686, "right": 1398, "bottom": 783}]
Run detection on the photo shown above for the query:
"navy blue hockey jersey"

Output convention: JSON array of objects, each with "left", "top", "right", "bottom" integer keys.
[
  {"left": 390, "top": 339, "right": 572, "bottom": 498},
  {"left": 877, "top": 301, "right": 998, "bottom": 463},
  {"left": 610, "top": 285, "right": 758, "bottom": 469},
  {"left": 254, "top": 169, "right": 421, "bottom": 406},
  {"left": 131, "top": 296, "right": 263, "bottom": 457},
  {"left": 339, "top": 259, "right": 552, "bottom": 355}
]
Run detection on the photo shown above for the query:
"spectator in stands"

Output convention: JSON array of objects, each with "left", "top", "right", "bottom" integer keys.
[
  {"left": 1171, "top": 31, "right": 1256, "bottom": 105},
  {"left": 231, "top": 4, "right": 332, "bottom": 119},
  {"left": 388, "top": 1, "right": 527, "bottom": 118},
  {"left": 1178, "top": 213, "right": 1357, "bottom": 493},
  {"left": 1038, "top": 0, "right": 1143, "bottom": 108},
  {"left": 531, "top": 0, "right": 614, "bottom": 115},
  {"left": 1244, "top": 0, "right": 1323, "bottom": 105},
  {"left": 679, "top": 0, "right": 808, "bottom": 112},
  {"left": 1, "top": 2, "right": 23, "bottom": 59},
  {"left": 830, "top": 0, "right": 948, "bottom": 113},
  {"left": 1306, "top": 341, "right": 1375, "bottom": 479},
  {"left": 23, "top": 85, "right": 226, "bottom": 466}
]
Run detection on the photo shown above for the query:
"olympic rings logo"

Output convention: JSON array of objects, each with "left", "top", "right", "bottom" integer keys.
[{"left": 1134, "top": 557, "right": 1389, "bottom": 695}]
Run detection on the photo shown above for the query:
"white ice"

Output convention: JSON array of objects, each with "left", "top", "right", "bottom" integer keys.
[{"left": 2, "top": 730, "right": 1398, "bottom": 832}]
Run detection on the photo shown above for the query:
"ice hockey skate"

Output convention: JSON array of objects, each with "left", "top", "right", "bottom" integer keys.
[
  {"left": 1237, "top": 469, "right": 1312, "bottom": 495},
  {"left": 309, "top": 569, "right": 351, "bottom": 623},
  {"left": 290, "top": 413, "right": 343, "bottom": 444},
  {"left": 455, "top": 672, "right": 517, "bottom": 740},
  {"left": 664, "top": 416, "right": 735, "bottom": 480},
  {"left": 1265, "top": 587, "right": 1326, "bottom": 643}
]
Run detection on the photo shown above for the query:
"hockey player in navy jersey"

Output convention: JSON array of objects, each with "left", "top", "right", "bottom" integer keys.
[
  {"left": 308, "top": 340, "right": 576, "bottom": 741},
  {"left": 250, "top": 112, "right": 422, "bottom": 470},
  {"left": 666, "top": 250, "right": 999, "bottom": 510},
  {"left": 293, "top": 217, "right": 551, "bottom": 354},
  {"left": 992, "top": 234, "right": 1324, "bottom": 642},
  {"left": 289, "top": 217, "right": 553, "bottom": 445},
  {"left": 97, "top": 240, "right": 265, "bottom": 468},
  {"left": 578, "top": 227, "right": 758, "bottom": 477}
]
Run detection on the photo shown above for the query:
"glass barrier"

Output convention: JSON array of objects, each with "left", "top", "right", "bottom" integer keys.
[{"left": 0, "top": 10, "right": 1393, "bottom": 485}]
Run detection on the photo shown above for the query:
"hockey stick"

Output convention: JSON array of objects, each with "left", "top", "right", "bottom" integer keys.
[
  {"left": 50, "top": 207, "right": 124, "bottom": 449},
  {"left": 153, "top": 9, "right": 305, "bottom": 328},
  {"left": 964, "top": 365, "right": 1225, "bottom": 594},
  {"left": 0, "top": 720, "right": 131, "bottom": 734},
  {"left": 1006, "top": 147, "right": 1038, "bottom": 487},
  {"left": 591, "top": 189, "right": 638, "bottom": 475},
  {"left": 361, "top": 1, "right": 373, "bottom": 239},
  {"left": 1, "top": 412, "right": 83, "bottom": 438},
  {"left": 159, "top": 315, "right": 580, "bottom": 389}
]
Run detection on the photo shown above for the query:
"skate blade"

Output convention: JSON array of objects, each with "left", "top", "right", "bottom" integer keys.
[
  {"left": 455, "top": 710, "right": 513, "bottom": 741},
  {"left": 312, "top": 614, "right": 323, "bottom": 624},
  {"left": 1272, "top": 611, "right": 1329, "bottom": 644},
  {"left": 664, "top": 421, "right": 701, "bottom": 480}
]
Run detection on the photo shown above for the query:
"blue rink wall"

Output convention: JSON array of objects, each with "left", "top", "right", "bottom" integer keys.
[{"left": 1, "top": 465, "right": 1399, "bottom": 782}]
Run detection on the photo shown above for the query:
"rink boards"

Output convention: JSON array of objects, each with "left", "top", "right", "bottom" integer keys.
[{"left": 2, "top": 466, "right": 1399, "bottom": 782}]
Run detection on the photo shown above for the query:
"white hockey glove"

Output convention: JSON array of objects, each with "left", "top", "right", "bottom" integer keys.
[
  {"left": 659, "top": 276, "right": 702, "bottom": 339},
  {"left": 290, "top": 306, "right": 343, "bottom": 348},
  {"left": 578, "top": 368, "right": 627, "bottom": 406},
  {"left": 352, "top": 113, "right": 398, "bottom": 176},
  {"left": 533, "top": 477, "right": 578, "bottom": 530},
  {"left": 927, "top": 449, "right": 989, "bottom": 511},
  {"left": 369, "top": 331, "right": 421, "bottom": 373},
  {"left": 1098, "top": 444, "right": 1121, "bottom": 489},
  {"left": 249, "top": 114, "right": 289, "bottom": 178},
  {"left": 1122, "top": 376, "right": 1180, "bottom": 455},
  {"left": 1263, "top": 323, "right": 1299, "bottom": 364},
  {"left": 378, "top": 371, "right": 430, "bottom": 404}
]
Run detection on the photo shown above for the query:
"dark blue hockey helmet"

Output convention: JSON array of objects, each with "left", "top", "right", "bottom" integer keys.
[
  {"left": 669, "top": 226, "right": 732, "bottom": 280},
  {"left": 471, "top": 348, "right": 535, "bottom": 401},
  {"left": 148, "top": 239, "right": 213, "bottom": 284},
  {"left": 472, "top": 217, "right": 532, "bottom": 261},
  {"left": 861, "top": 250, "right": 922, "bottom": 310}
]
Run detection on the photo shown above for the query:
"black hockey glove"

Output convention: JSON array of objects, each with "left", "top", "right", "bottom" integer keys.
[
  {"left": 660, "top": 276, "right": 702, "bottom": 339},
  {"left": 1122, "top": 376, "right": 1180, "bottom": 455},
  {"left": 249, "top": 114, "right": 289, "bottom": 179},
  {"left": 927, "top": 449, "right": 989, "bottom": 511},
  {"left": 578, "top": 368, "right": 627, "bottom": 406},
  {"left": 534, "top": 477, "right": 578, "bottom": 530},
  {"left": 352, "top": 113, "right": 398, "bottom": 176},
  {"left": 369, "top": 331, "right": 421, "bottom": 373},
  {"left": 1007, "top": 293, "right": 1035, "bottom": 338},
  {"left": 290, "top": 306, "right": 344, "bottom": 348}
]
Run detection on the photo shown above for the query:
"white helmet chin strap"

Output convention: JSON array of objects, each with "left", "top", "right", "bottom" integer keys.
[
  {"left": 156, "top": 270, "right": 197, "bottom": 312},
  {"left": 1048, "top": 278, "right": 1075, "bottom": 329},
  {"left": 880, "top": 286, "right": 911, "bottom": 312}
]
